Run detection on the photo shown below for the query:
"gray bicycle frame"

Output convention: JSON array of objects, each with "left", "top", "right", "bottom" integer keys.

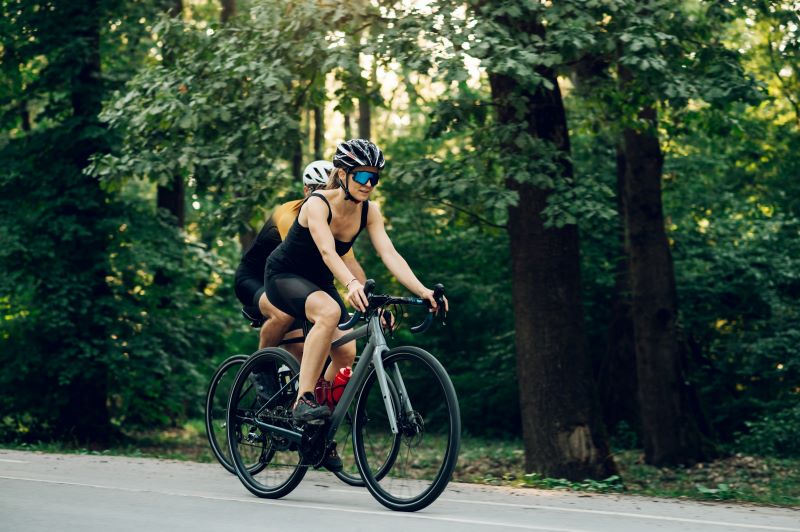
[
  {"left": 326, "top": 315, "right": 411, "bottom": 440},
  {"left": 252, "top": 313, "right": 413, "bottom": 444}
]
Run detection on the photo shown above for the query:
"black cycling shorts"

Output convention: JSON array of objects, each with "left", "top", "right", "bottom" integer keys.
[
  {"left": 235, "top": 265, "right": 266, "bottom": 308},
  {"left": 265, "top": 273, "right": 348, "bottom": 324},
  {"left": 236, "top": 266, "right": 303, "bottom": 332}
]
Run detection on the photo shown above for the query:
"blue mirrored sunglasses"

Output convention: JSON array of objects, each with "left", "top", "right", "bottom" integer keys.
[{"left": 351, "top": 170, "right": 380, "bottom": 186}]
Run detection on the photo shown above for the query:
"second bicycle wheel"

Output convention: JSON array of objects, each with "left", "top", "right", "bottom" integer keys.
[
  {"left": 205, "top": 354, "right": 248, "bottom": 474},
  {"left": 354, "top": 346, "right": 460, "bottom": 512},
  {"left": 227, "top": 348, "right": 307, "bottom": 499}
]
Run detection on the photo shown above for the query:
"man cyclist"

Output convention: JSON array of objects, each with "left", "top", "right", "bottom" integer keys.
[{"left": 234, "top": 160, "right": 366, "bottom": 359}]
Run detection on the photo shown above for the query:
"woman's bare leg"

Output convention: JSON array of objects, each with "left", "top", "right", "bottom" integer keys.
[
  {"left": 324, "top": 330, "right": 355, "bottom": 382},
  {"left": 298, "top": 291, "right": 340, "bottom": 396},
  {"left": 257, "top": 292, "right": 295, "bottom": 349},
  {"left": 281, "top": 329, "right": 304, "bottom": 361}
]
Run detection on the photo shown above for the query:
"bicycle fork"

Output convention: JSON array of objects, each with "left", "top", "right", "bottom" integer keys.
[{"left": 370, "top": 320, "right": 415, "bottom": 435}]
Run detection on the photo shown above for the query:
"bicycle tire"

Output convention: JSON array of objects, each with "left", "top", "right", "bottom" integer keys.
[
  {"left": 333, "top": 377, "right": 401, "bottom": 487},
  {"left": 204, "top": 354, "right": 253, "bottom": 474},
  {"left": 227, "top": 348, "right": 307, "bottom": 498},
  {"left": 353, "top": 346, "right": 460, "bottom": 512},
  {"left": 331, "top": 406, "right": 364, "bottom": 486}
]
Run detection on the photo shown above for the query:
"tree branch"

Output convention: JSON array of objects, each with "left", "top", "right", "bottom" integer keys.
[
  {"left": 414, "top": 193, "right": 507, "bottom": 229},
  {"left": 766, "top": 28, "right": 800, "bottom": 127}
]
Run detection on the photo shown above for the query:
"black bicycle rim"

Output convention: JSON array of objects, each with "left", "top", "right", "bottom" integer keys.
[
  {"left": 204, "top": 354, "right": 249, "bottom": 474},
  {"left": 354, "top": 346, "right": 460, "bottom": 512},
  {"left": 227, "top": 348, "right": 307, "bottom": 499}
]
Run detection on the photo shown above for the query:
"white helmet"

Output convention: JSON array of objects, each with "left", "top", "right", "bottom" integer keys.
[{"left": 302, "top": 160, "right": 333, "bottom": 187}]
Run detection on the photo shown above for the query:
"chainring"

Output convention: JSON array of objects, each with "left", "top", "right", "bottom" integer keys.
[{"left": 298, "top": 423, "right": 328, "bottom": 467}]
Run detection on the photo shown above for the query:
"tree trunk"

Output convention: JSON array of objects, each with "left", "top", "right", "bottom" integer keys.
[
  {"left": 156, "top": 177, "right": 185, "bottom": 226},
  {"left": 20, "top": 101, "right": 31, "bottom": 131},
  {"left": 313, "top": 105, "right": 324, "bottom": 159},
  {"left": 490, "top": 62, "right": 615, "bottom": 478},
  {"left": 599, "top": 145, "right": 639, "bottom": 434},
  {"left": 157, "top": 0, "right": 185, "bottom": 227},
  {"left": 166, "top": 0, "right": 181, "bottom": 17},
  {"left": 292, "top": 123, "right": 303, "bottom": 182},
  {"left": 358, "top": 96, "right": 371, "bottom": 139},
  {"left": 220, "top": 0, "right": 235, "bottom": 23},
  {"left": 619, "top": 80, "right": 709, "bottom": 464},
  {"left": 58, "top": 0, "right": 112, "bottom": 445},
  {"left": 570, "top": 58, "right": 639, "bottom": 438},
  {"left": 343, "top": 112, "right": 352, "bottom": 139}
]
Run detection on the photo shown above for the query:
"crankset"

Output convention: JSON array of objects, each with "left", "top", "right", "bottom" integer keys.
[{"left": 298, "top": 422, "right": 328, "bottom": 467}]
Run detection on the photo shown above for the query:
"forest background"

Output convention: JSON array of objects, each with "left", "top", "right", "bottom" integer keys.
[{"left": 1, "top": 0, "right": 798, "bottom": 485}]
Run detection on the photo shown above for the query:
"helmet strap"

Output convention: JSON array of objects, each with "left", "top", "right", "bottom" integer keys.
[{"left": 337, "top": 174, "right": 362, "bottom": 203}]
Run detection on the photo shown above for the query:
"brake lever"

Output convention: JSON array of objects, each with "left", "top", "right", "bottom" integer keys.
[
  {"left": 433, "top": 283, "right": 446, "bottom": 326},
  {"left": 339, "top": 279, "right": 377, "bottom": 331}
]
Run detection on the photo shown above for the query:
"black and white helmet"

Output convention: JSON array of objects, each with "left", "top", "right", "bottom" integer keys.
[
  {"left": 333, "top": 139, "right": 385, "bottom": 171},
  {"left": 302, "top": 160, "right": 333, "bottom": 187}
]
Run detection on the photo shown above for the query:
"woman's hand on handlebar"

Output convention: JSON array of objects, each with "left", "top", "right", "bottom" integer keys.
[
  {"left": 419, "top": 286, "right": 448, "bottom": 313},
  {"left": 347, "top": 280, "right": 369, "bottom": 312}
]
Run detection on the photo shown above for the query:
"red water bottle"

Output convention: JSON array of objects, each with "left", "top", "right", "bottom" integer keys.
[{"left": 331, "top": 367, "right": 352, "bottom": 405}]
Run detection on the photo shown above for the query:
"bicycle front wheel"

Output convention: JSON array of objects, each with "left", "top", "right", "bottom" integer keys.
[
  {"left": 227, "top": 348, "right": 307, "bottom": 498},
  {"left": 205, "top": 354, "right": 249, "bottom": 474},
  {"left": 333, "top": 378, "right": 400, "bottom": 487},
  {"left": 353, "top": 346, "right": 460, "bottom": 512},
  {"left": 331, "top": 403, "right": 364, "bottom": 486}
]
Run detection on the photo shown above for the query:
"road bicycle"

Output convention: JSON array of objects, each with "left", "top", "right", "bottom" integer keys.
[
  {"left": 225, "top": 280, "right": 460, "bottom": 512},
  {"left": 204, "top": 328, "right": 366, "bottom": 485}
]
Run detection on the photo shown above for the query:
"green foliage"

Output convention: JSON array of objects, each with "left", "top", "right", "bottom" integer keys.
[
  {"left": 90, "top": 10, "right": 302, "bottom": 235},
  {"left": 695, "top": 482, "right": 740, "bottom": 500},
  {"left": 522, "top": 473, "right": 624, "bottom": 493},
  {"left": 735, "top": 404, "right": 800, "bottom": 458},
  {"left": 374, "top": 0, "right": 612, "bottom": 227},
  {"left": 0, "top": 122, "right": 116, "bottom": 441},
  {"left": 100, "top": 203, "right": 240, "bottom": 428},
  {"left": 90, "top": 1, "right": 384, "bottom": 236},
  {"left": 609, "top": 0, "right": 760, "bottom": 107},
  {"left": 661, "top": 97, "right": 800, "bottom": 438},
  {"left": 0, "top": 0, "right": 243, "bottom": 443},
  {"left": 0, "top": 125, "right": 238, "bottom": 439}
]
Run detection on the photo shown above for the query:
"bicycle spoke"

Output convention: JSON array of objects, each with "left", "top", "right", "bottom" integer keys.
[
  {"left": 227, "top": 349, "right": 307, "bottom": 498},
  {"left": 354, "top": 347, "right": 460, "bottom": 511}
]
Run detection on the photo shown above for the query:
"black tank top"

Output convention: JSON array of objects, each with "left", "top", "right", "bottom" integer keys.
[
  {"left": 239, "top": 198, "right": 304, "bottom": 277},
  {"left": 266, "top": 193, "right": 369, "bottom": 286},
  {"left": 240, "top": 215, "right": 280, "bottom": 275}
]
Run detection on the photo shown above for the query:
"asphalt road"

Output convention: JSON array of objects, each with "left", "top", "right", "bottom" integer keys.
[{"left": 1, "top": 449, "right": 798, "bottom": 532}]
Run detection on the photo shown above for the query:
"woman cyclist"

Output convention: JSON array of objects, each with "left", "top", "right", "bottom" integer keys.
[
  {"left": 265, "top": 139, "right": 447, "bottom": 428},
  {"left": 235, "top": 160, "right": 366, "bottom": 357}
]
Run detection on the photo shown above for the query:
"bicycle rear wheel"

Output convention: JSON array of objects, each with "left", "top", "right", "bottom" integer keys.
[
  {"left": 205, "top": 354, "right": 250, "bottom": 474},
  {"left": 227, "top": 348, "right": 307, "bottom": 498},
  {"left": 353, "top": 346, "right": 460, "bottom": 512}
]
